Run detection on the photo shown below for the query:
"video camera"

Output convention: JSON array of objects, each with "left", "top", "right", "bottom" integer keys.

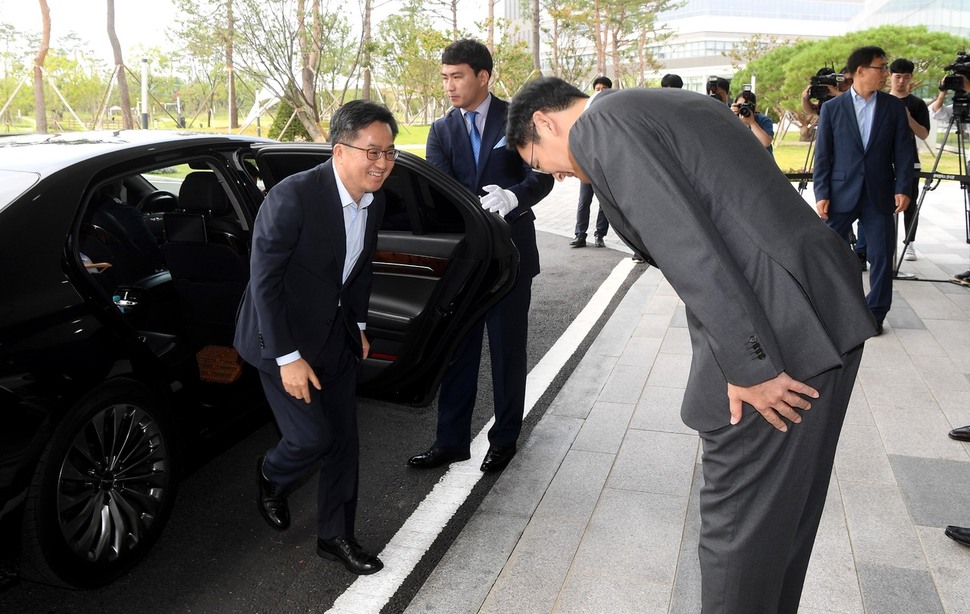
[
  {"left": 939, "top": 51, "right": 970, "bottom": 120},
  {"left": 809, "top": 69, "right": 844, "bottom": 102}
]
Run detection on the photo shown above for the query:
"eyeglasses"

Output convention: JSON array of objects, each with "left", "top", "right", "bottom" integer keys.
[
  {"left": 861, "top": 64, "right": 890, "bottom": 73},
  {"left": 529, "top": 124, "right": 550, "bottom": 175},
  {"left": 338, "top": 142, "right": 400, "bottom": 161}
]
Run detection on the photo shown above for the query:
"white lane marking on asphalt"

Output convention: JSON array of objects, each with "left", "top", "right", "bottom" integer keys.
[{"left": 327, "top": 257, "right": 637, "bottom": 614}]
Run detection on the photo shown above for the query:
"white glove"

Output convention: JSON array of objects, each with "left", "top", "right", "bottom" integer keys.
[{"left": 480, "top": 184, "right": 518, "bottom": 217}]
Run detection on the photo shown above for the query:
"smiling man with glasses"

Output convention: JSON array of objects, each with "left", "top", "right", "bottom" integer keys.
[
  {"left": 813, "top": 45, "right": 915, "bottom": 336},
  {"left": 235, "top": 100, "right": 398, "bottom": 576}
]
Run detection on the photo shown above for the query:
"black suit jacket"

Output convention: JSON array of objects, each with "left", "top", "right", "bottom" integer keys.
[
  {"left": 426, "top": 95, "right": 553, "bottom": 278},
  {"left": 813, "top": 90, "right": 914, "bottom": 213},
  {"left": 234, "top": 160, "right": 385, "bottom": 373}
]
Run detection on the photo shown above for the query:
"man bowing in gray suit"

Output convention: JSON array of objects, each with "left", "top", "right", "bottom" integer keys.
[{"left": 508, "top": 77, "right": 876, "bottom": 613}]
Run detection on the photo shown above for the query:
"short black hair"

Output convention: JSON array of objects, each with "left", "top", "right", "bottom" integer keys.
[
  {"left": 507, "top": 76, "right": 587, "bottom": 149},
  {"left": 329, "top": 99, "right": 398, "bottom": 144},
  {"left": 592, "top": 76, "right": 613, "bottom": 89},
  {"left": 889, "top": 58, "right": 915, "bottom": 74},
  {"left": 846, "top": 46, "right": 886, "bottom": 74},
  {"left": 660, "top": 73, "right": 683, "bottom": 88},
  {"left": 441, "top": 38, "right": 493, "bottom": 78}
]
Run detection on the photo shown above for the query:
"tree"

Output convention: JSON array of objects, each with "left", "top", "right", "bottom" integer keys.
[
  {"left": 32, "top": 0, "right": 50, "bottom": 133},
  {"left": 106, "top": 0, "right": 134, "bottom": 129},
  {"left": 172, "top": 0, "right": 240, "bottom": 128},
  {"left": 376, "top": 2, "right": 450, "bottom": 123},
  {"left": 540, "top": 0, "right": 594, "bottom": 86},
  {"left": 234, "top": 0, "right": 351, "bottom": 140},
  {"left": 489, "top": 19, "right": 534, "bottom": 99}
]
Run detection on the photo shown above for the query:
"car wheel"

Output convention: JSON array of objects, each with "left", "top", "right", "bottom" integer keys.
[{"left": 20, "top": 379, "right": 178, "bottom": 588}]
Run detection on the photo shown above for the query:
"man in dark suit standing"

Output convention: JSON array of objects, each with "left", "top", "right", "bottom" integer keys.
[
  {"left": 408, "top": 39, "right": 553, "bottom": 473},
  {"left": 234, "top": 100, "right": 398, "bottom": 575},
  {"left": 813, "top": 46, "right": 915, "bottom": 335},
  {"left": 507, "top": 77, "right": 875, "bottom": 613}
]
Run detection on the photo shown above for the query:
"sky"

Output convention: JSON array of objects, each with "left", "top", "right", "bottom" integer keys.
[
  {"left": 0, "top": 1, "right": 491, "bottom": 66},
  {"left": 1, "top": 0, "right": 180, "bottom": 63}
]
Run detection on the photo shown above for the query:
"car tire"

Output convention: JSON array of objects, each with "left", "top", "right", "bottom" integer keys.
[{"left": 20, "top": 379, "right": 178, "bottom": 588}]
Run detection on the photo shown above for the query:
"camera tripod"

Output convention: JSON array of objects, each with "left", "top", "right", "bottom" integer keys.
[{"left": 894, "top": 106, "right": 970, "bottom": 281}]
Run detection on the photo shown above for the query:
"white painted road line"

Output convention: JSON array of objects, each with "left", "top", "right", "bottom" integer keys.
[{"left": 327, "top": 257, "right": 637, "bottom": 614}]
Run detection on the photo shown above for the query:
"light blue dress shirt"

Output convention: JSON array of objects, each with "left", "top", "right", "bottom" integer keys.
[{"left": 850, "top": 87, "right": 877, "bottom": 149}]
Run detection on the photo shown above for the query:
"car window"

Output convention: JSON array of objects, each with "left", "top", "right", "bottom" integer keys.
[
  {"left": 140, "top": 163, "right": 194, "bottom": 194},
  {"left": 0, "top": 169, "right": 39, "bottom": 213}
]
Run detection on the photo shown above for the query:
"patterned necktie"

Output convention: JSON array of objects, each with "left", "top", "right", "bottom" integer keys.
[{"left": 467, "top": 110, "right": 481, "bottom": 166}]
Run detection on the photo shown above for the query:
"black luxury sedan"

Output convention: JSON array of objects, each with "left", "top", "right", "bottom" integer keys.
[{"left": 0, "top": 130, "right": 517, "bottom": 588}]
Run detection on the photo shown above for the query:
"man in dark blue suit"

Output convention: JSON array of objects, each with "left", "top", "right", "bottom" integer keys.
[
  {"left": 408, "top": 39, "right": 554, "bottom": 473},
  {"left": 234, "top": 100, "right": 397, "bottom": 575},
  {"left": 813, "top": 46, "right": 914, "bottom": 335}
]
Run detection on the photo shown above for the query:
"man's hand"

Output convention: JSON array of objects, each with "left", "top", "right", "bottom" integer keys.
[
  {"left": 361, "top": 330, "right": 370, "bottom": 360},
  {"left": 727, "top": 372, "right": 819, "bottom": 432},
  {"left": 280, "top": 358, "right": 321, "bottom": 404},
  {"left": 894, "top": 193, "right": 911, "bottom": 214},
  {"left": 481, "top": 184, "right": 518, "bottom": 217},
  {"left": 816, "top": 199, "right": 830, "bottom": 220}
]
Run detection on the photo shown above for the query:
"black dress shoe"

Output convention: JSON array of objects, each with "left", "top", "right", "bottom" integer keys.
[
  {"left": 407, "top": 447, "right": 471, "bottom": 469},
  {"left": 317, "top": 537, "right": 384, "bottom": 575},
  {"left": 945, "top": 525, "right": 970, "bottom": 547},
  {"left": 256, "top": 455, "right": 290, "bottom": 531},
  {"left": 594, "top": 235, "right": 605, "bottom": 248},
  {"left": 948, "top": 425, "right": 970, "bottom": 442},
  {"left": 874, "top": 321, "right": 884, "bottom": 336},
  {"left": 480, "top": 444, "right": 516, "bottom": 473},
  {"left": 570, "top": 235, "right": 587, "bottom": 248}
]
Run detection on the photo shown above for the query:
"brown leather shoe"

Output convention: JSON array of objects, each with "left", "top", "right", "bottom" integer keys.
[{"left": 317, "top": 537, "right": 383, "bottom": 575}]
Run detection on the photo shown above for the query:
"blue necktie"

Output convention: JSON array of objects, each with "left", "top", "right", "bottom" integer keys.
[{"left": 467, "top": 111, "right": 481, "bottom": 166}]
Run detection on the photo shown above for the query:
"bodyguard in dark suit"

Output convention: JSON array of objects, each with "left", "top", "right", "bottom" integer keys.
[
  {"left": 813, "top": 46, "right": 914, "bottom": 335},
  {"left": 508, "top": 78, "right": 875, "bottom": 613},
  {"left": 407, "top": 39, "right": 553, "bottom": 473},
  {"left": 234, "top": 100, "right": 398, "bottom": 575}
]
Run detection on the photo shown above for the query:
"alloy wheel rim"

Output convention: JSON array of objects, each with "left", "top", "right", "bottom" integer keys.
[{"left": 55, "top": 403, "right": 170, "bottom": 563}]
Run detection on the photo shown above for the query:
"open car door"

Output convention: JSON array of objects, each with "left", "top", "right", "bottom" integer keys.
[{"left": 253, "top": 145, "right": 518, "bottom": 406}]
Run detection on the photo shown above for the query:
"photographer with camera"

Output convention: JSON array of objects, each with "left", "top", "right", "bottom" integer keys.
[
  {"left": 706, "top": 76, "right": 731, "bottom": 105},
  {"left": 732, "top": 89, "right": 774, "bottom": 154},
  {"left": 929, "top": 58, "right": 970, "bottom": 285},
  {"left": 802, "top": 67, "right": 844, "bottom": 116}
]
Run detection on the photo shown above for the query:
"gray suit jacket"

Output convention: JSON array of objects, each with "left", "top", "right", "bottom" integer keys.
[{"left": 571, "top": 88, "right": 875, "bottom": 431}]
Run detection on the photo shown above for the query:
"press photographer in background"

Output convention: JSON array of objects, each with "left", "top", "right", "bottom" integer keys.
[
  {"left": 801, "top": 67, "right": 845, "bottom": 116},
  {"left": 929, "top": 54, "right": 970, "bottom": 286},
  {"left": 706, "top": 76, "right": 731, "bottom": 105},
  {"left": 732, "top": 88, "right": 774, "bottom": 155}
]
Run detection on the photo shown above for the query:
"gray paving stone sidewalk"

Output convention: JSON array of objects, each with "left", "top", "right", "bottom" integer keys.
[{"left": 406, "top": 179, "right": 970, "bottom": 614}]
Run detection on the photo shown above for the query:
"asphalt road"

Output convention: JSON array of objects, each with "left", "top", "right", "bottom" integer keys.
[{"left": 0, "top": 231, "right": 644, "bottom": 613}]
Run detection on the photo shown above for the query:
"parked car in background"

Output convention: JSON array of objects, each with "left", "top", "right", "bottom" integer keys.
[{"left": 0, "top": 130, "right": 517, "bottom": 588}]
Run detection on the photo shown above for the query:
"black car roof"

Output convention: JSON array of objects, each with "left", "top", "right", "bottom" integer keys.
[{"left": 0, "top": 130, "right": 275, "bottom": 178}]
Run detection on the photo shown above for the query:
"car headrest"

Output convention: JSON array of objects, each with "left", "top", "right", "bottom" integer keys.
[{"left": 179, "top": 172, "right": 230, "bottom": 214}]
